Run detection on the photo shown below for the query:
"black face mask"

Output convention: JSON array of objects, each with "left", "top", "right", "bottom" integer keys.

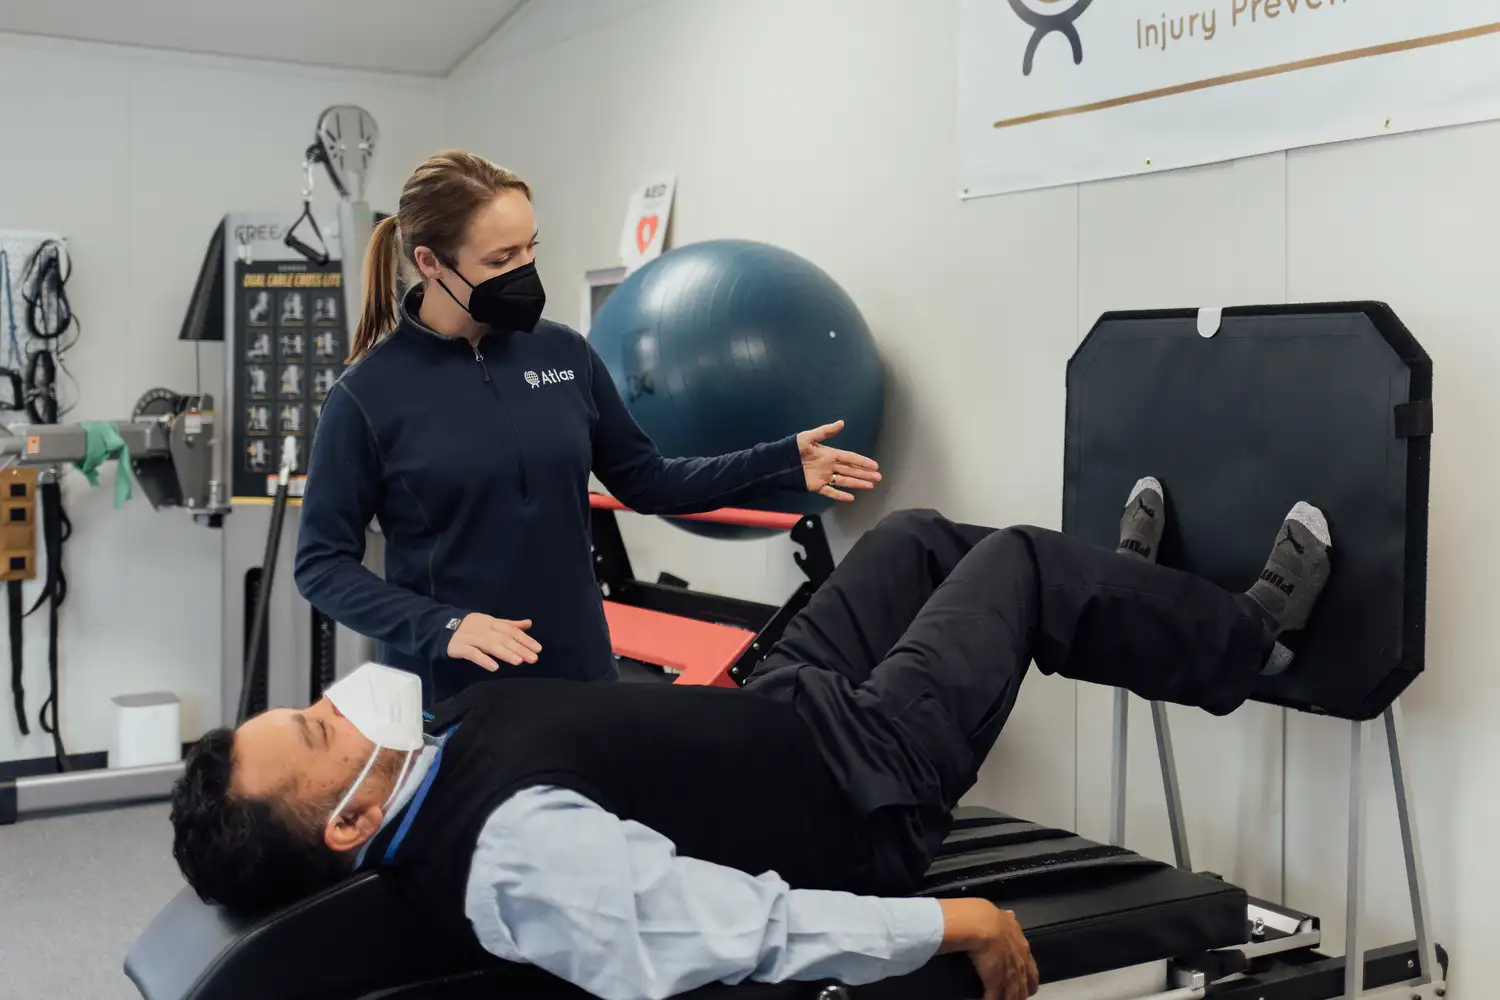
[{"left": 437, "top": 259, "right": 546, "bottom": 332}]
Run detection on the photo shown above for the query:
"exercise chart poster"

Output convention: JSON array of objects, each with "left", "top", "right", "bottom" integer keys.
[
  {"left": 233, "top": 263, "right": 345, "bottom": 502},
  {"left": 959, "top": 0, "right": 1500, "bottom": 197}
]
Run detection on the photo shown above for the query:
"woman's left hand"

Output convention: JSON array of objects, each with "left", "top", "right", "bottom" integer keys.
[{"left": 797, "top": 420, "right": 882, "bottom": 502}]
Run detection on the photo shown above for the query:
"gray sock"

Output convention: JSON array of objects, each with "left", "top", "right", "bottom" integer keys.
[
  {"left": 1247, "top": 502, "right": 1332, "bottom": 635},
  {"left": 1117, "top": 477, "right": 1165, "bottom": 563},
  {"left": 1261, "top": 641, "right": 1295, "bottom": 676}
]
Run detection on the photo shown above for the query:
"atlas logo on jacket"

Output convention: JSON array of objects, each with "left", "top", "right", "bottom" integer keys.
[{"left": 525, "top": 369, "right": 576, "bottom": 388}]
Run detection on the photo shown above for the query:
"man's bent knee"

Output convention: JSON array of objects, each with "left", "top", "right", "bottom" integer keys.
[
  {"left": 977, "top": 524, "right": 1040, "bottom": 560},
  {"left": 872, "top": 508, "right": 947, "bottom": 536}
]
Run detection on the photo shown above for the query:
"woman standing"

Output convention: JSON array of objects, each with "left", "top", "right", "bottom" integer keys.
[{"left": 294, "top": 151, "right": 882, "bottom": 705}]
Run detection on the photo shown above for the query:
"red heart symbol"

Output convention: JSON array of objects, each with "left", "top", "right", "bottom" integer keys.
[{"left": 636, "top": 215, "right": 660, "bottom": 254}]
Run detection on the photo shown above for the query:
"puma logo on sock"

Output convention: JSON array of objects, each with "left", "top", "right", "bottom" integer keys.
[
  {"left": 1260, "top": 568, "right": 1295, "bottom": 595},
  {"left": 1118, "top": 476, "right": 1165, "bottom": 563},
  {"left": 1248, "top": 503, "right": 1331, "bottom": 637}
]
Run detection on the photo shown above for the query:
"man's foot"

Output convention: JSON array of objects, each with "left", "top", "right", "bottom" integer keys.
[
  {"left": 1117, "top": 477, "right": 1165, "bottom": 563},
  {"left": 1262, "top": 641, "right": 1295, "bottom": 676},
  {"left": 1247, "top": 502, "right": 1331, "bottom": 635}
]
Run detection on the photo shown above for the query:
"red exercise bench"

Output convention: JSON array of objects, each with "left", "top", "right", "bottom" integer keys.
[
  {"left": 598, "top": 603, "right": 753, "bottom": 688},
  {"left": 588, "top": 493, "right": 834, "bottom": 688}
]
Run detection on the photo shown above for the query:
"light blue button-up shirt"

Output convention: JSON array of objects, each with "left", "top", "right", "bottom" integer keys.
[{"left": 370, "top": 733, "right": 945, "bottom": 1000}]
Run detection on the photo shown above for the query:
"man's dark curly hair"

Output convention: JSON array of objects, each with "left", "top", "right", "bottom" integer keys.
[{"left": 170, "top": 727, "right": 354, "bottom": 913}]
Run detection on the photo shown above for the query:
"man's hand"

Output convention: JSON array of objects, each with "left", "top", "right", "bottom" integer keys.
[
  {"left": 937, "top": 898, "right": 1038, "bottom": 1000},
  {"left": 448, "top": 614, "right": 542, "bottom": 669}
]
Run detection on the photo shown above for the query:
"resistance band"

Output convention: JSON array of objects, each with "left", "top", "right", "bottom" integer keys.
[{"left": 21, "top": 240, "right": 76, "bottom": 426}]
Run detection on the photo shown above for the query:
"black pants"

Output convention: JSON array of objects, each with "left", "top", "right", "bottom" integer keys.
[{"left": 743, "top": 509, "right": 1274, "bottom": 891}]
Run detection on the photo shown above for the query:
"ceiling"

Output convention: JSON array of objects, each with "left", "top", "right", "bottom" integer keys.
[{"left": 0, "top": 0, "right": 526, "bottom": 76}]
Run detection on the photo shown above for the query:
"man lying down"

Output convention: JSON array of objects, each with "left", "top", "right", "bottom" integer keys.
[{"left": 170, "top": 479, "right": 1331, "bottom": 1000}]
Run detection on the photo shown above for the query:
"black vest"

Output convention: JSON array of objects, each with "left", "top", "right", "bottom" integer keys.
[{"left": 366, "top": 679, "right": 872, "bottom": 961}]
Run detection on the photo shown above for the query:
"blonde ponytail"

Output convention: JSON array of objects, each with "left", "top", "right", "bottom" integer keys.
[{"left": 347, "top": 215, "right": 402, "bottom": 363}]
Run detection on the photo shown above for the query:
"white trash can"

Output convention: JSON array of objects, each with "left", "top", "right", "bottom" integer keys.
[{"left": 110, "top": 692, "right": 182, "bottom": 769}]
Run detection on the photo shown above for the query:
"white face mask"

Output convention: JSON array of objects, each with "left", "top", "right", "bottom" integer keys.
[{"left": 324, "top": 663, "right": 425, "bottom": 826}]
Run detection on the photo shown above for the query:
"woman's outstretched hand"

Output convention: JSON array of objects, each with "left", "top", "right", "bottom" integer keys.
[
  {"left": 797, "top": 420, "right": 882, "bottom": 502},
  {"left": 448, "top": 614, "right": 542, "bottom": 670}
]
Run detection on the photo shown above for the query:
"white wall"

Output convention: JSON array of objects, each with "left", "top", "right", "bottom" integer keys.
[
  {"left": 450, "top": 0, "right": 1486, "bottom": 993},
  {"left": 0, "top": 32, "right": 446, "bottom": 764}
]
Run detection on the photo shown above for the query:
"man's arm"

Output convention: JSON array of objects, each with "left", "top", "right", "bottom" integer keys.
[
  {"left": 937, "top": 899, "right": 1039, "bottom": 1000},
  {"left": 464, "top": 786, "right": 946, "bottom": 1000}
]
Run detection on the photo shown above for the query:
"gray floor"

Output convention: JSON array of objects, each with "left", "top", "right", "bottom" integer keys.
[{"left": 0, "top": 803, "right": 183, "bottom": 1000}]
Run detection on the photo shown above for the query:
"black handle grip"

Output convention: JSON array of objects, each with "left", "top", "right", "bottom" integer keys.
[{"left": 284, "top": 232, "right": 330, "bottom": 267}]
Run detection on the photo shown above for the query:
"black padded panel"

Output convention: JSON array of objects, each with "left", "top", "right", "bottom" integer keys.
[{"left": 1064, "top": 303, "right": 1431, "bottom": 721}]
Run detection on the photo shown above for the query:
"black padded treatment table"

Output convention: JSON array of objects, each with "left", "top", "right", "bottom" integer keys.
[
  {"left": 127, "top": 807, "right": 1255, "bottom": 1000},
  {"left": 125, "top": 302, "right": 1446, "bottom": 1000}
]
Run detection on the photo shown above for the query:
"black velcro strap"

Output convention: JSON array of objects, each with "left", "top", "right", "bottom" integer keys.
[
  {"left": 9, "top": 580, "right": 26, "bottom": 736},
  {"left": 1394, "top": 400, "right": 1433, "bottom": 439}
]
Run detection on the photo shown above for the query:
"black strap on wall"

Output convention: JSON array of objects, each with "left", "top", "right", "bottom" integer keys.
[
  {"left": 27, "top": 480, "right": 69, "bottom": 768},
  {"left": 0, "top": 250, "right": 23, "bottom": 742},
  {"left": 8, "top": 581, "right": 25, "bottom": 736}
]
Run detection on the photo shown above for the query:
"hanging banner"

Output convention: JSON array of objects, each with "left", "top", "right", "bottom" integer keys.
[{"left": 960, "top": 0, "right": 1500, "bottom": 198}]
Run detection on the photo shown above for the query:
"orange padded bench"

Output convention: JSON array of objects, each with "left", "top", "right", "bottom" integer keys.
[
  {"left": 601, "top": 600, "right": 755, "bottom": 688},
  {"left": 590, "top": 493, "right": 824, "bottom": 687}
]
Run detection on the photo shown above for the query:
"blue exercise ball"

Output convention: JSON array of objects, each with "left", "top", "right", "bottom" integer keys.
[{"left": 590, "top": 239, "right": 885, "bottom": 540}]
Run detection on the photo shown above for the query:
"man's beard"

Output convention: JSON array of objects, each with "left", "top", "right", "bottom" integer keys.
[
  {"left": 370, "top": 745, "right": 413, "bottom": 788},
  {"left": 302, "top": 745, "right": 416, "bottom": 833}
]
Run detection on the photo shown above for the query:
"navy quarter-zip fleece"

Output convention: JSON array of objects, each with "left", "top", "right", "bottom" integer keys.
[{"left": 295, "top": 286, "right": 806, "bottom": 703}]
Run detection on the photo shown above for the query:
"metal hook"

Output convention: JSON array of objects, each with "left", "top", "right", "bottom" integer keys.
[{"left": 301, "top": 158, "right": 316, "bottom": 200}]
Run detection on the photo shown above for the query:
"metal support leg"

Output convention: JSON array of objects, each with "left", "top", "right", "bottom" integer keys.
[
  {"left": 1152, "top": 701, "right": 1192, "bottom": 870},
  {"left": 336, "top": 198, "right": 373, "bottom": 338},
  {"left": 336, "top": 189, "right": 374, "bottom": 671},
  {"left": 1109, "top": 687, "right": 1129, "bottom": 847},
  {"left": 1385, "top": 702, "right": 1438, "bottom": 985},
  {"left": 1345, "top": 719, "right": 1367, "bottom": 999}
]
